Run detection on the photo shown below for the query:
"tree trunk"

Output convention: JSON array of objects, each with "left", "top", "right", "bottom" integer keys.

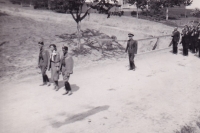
[
  {"left": 137, "top": 7, "right": 139, "bottom": 19},
  {"left": 77, "top": 22, "right": 82, "bottom": 49},
  {"left": 166, "top": 8, "right": 168, "bottom": 20}
]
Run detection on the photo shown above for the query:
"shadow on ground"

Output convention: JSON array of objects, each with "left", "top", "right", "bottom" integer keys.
[{"left": 51, "top": 105, "right": 109, "bottom": 128}]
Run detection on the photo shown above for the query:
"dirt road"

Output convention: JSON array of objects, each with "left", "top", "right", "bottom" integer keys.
[
  {"left": 1, "top": 1, "right": 200, "bottom": 133},
  {"left": 1, "top": 49, "right": 200, "bottom": 133}
]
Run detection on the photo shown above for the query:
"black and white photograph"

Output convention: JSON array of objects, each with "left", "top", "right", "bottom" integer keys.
[{"left": 1, "top": 0, "right": 200, "bottom": 133}]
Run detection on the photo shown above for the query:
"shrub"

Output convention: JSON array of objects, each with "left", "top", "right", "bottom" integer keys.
[
  {"left": 168, "top": 15, "right": 178, "bottom": 20},
  {"left": 131, "top": 11, "right": 137, "bottom": 16}
]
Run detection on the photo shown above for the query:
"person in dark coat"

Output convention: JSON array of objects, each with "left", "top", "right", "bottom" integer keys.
[
  {"left": 60, "top": 46, "right": 74, "bottom": 95},
  {"left": 49, "top": 44, "right": 60, "bottom": 90},
  {"left": 188, "top": 25, "right": 193, "bottom": 51},
  {"left": 171, "top": 27, "right": 180, "bottom": 54},
  {"left": 198, "top": 26, "right": 200, "bottom": 57},
  {"left": 38, "top": 41, "right": 51, "bottom": 86},
  {"left": 180, "top": 25, "right": 190, "bottom": 56},
  {"left": 190, "top": 25, "right": 196, "bottom": 53},
  {"left": 194, "top": 27, "right": 199, "bottom": 53},
  {"left": 125, "top": 33, "right": 138, "bottom": 70}
]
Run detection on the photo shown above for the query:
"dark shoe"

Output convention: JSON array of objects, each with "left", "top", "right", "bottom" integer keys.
[
  {"left": 68, "top": 91, "right": 73, "bottom": 96},
  {"left": 40, "top": 83, "right": 47, "bottom": 86},
  {"left": 129, "top": 68, "right": 133, "bottom": 70},
  {"left": 63, "top": 91, "right": 69, "bottom": 95}
]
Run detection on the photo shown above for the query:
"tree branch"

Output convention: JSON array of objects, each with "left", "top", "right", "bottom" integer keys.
[
  {"left": 80, "top": 7, "right": 91, "bottom": 21},
  {"left": 70, "top": 12, "right": 78, "bottom": 23}
]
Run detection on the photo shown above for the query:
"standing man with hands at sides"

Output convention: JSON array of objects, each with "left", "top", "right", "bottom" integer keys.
[
  {"left": 125, "top": 33, "right": 138, "bottom": 71},
  {"left": 60, "top": 46, "right": 74, "bottom": 96},
  {"left": 38, "top": 41, "right": 51, "bottom": 86},
  {"left": 171, "top": 27, "right": 180, "bottom": 54}
]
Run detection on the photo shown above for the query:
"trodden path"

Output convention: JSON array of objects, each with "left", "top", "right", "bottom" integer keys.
[{"left": 1, "top": 49, "right": 200, "bottom": 133}]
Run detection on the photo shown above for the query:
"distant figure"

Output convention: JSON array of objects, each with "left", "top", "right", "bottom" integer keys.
[
  {"left": 180, "top": 25, "right": 190, "bottom": 56},
  {"left": 60, "top": 46, "right": 74, "bottom": 95},
  {"left": 38, "top": 41, "right": 51, "bottom": 86},
  {"left": 49, "top": 44, "right": 60, "bottom": 91},
  {"left": 198, "top": 26, "right": 200, "bottom": 57},
  {"left": 190, "top": 25, "right": 196, "bottom": 53},
  {"left": 171, "top": 27, "right": 180, "bottom": 54},
  {"left": 194, "top": 27, "right": 199, "bottom": 53},
  {"left": 188, "top": 25, "right": 193, "bottom": 51},
  {"left": 125, "top": 33, "right": 138, "bottom": 71}
]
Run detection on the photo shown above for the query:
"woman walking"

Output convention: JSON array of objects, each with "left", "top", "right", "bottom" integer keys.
[
  {"left": 49, "top": 44, "right": 60, "bottom": 90},
  {"left": 60, "top": 46, "right": 74, "bottom": 95}
]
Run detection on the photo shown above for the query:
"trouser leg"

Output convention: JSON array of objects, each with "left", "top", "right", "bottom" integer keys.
[
  {"left": 128, "top": 54, "right": 133, "bottom": 69},
  {"left": 132, "top": 55, "right": 135, "bottom": 69},
  {"left": 44, "top": 75, "right": 49, "bottom": 82},
  {"left": 173, "top": 42, "right": 178, "bottom": 54},
  {"left": 65, "top": 81, "right": 71, "bottom": 91},
  {"left": 173, "top": 47, "right": 177, "bottom": 54},
  {"left": 40, "top": 66, "right": 51, "bottom": 86},
  {"left": 199, "top": 43, "right": 200, "bottom": 57},
  {"left": 54, "top": 80, "right": 58, "bottom": 86},
  {"left": 42, "top": 75, "right": 45, "bottom": 83},
  {"left": 191, "top": 41, "right": 195, "bottom": 53}
]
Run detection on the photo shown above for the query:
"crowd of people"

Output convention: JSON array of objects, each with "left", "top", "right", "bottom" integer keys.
[
  {"left": 171, "top": 24, "right": 200, "bottom": 57},
  {"left": 38, "top": 42, "right": 74, "bottom": 96}
]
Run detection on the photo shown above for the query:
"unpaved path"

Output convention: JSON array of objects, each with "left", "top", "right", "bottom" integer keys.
[
  {"left": 1, "top": 50, "right": 200, "bottom": 133},
  {"left": 1, "top": 2, "right": 200, "bottom": 133}
]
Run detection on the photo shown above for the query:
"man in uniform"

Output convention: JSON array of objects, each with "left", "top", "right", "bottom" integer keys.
[
  {"left": 171, "top": 27, "right": 180, "bottom": 54},
  {"left": 38, "top": 41, "right": 51, "bottom": 86},
  {"left": 60, "top": 46, "right": 74, "bottom": 95},
  {"left": 125, "top": 33, "right": 138, "bottom": 71}
]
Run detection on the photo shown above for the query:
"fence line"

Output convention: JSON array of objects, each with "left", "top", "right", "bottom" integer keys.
[{"left": 97, "top": 34, "right": 172, "bottom": 42}]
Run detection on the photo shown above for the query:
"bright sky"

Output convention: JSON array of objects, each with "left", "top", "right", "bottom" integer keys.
[{"left": 186, "top": 0, "right": 200, "bottom": 9}]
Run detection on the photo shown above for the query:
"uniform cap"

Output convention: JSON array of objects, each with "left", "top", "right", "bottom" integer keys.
[
  {"left": 38, "top": 41, "right": 44, "bottom": 45},
  {"left": 128, "top": 33, "right": 134, "bottom": 37}
]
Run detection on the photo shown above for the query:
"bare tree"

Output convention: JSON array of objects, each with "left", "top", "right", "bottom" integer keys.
[{"left": 63, "top": 0, "right": 119, "bottom": 49}]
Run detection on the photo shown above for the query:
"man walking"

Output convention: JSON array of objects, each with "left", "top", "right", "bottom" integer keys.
[
  {"left": 125, "top": 33, "right": 138, "bottom": 71},
  {"left": 38, "top": 41, "right": 51, "bottom": 86},
  {"left": 171, "top": 27, "right": 180, "bottom": 54},
  {"left": 60, "top": 46, "right": 74, "bottom": 95}
]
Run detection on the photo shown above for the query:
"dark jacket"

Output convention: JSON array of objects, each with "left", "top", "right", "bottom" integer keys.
[
  {"left": 172, "top": 30, "right": 180, "bottom": 43},
  {"left": 60, "top": 53, "right": 74, "bottom": 76},
  {"left": 38, "top": 48, "right": 50, "bottom": 68},
  {"left": 125, "top": 39, "right": 138, "bottom": 54},
  {"left": 181, "top": 30, "right": 190, "bottom": 49}
]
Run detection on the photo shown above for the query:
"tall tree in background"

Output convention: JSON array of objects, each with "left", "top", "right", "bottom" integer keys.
[
  {"left": 191, "top": 8, "right": 200, "bottom": 17},
  {"left": 162, "top": 0, "right": 193, "bottom": 20},
  {"left": 63, "top": 0, "right": 119, "bottom": 49},
  {"left": 148, "top": 0, "right": 193, "bottom": 20},
  {"left": 127, "top": 0, "right": 148, "bottom": 18}
]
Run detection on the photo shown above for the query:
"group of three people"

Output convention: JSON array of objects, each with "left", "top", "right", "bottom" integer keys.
[
  {"left": 172, "top": 24, "right": 200, "bottom": 56},
  {"left": 38, "top": 42, "right": 74, "bottom": 95}
]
